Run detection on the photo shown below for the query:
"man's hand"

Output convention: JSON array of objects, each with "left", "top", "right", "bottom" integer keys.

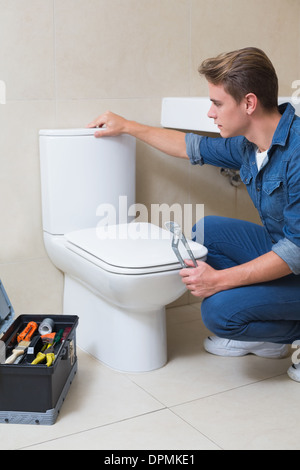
[
  {"left": 87, "top": 111, "right": 127, "bottom": 137},
  {"left": 87, "top": 111, "right": 189, "bottom": 158},
  {"left": 180, "top": 251, "right": 292, "bottom": 299},
  {"left": 180, "top": 260, "right": 221, "bottom": 298}
]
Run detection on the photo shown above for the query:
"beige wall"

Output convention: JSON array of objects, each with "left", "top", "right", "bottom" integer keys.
[{"left": 0, "top": 0, "right": 299, "bottom": 314}]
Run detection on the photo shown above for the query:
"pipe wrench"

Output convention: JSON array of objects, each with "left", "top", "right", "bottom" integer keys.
[{"left": 165, "top": 221, "right": 197, "bottom": 268}]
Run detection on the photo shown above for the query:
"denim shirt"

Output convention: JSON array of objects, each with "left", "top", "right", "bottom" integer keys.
[{"left": 185, "top": 103, "right": 300, "bottom": 274}]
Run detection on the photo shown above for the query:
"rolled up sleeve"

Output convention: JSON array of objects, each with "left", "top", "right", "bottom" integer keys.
[
  {"left": 185, "top": 133, "right": 245, "bottom": 169},
  {"left": 275, "top": 145, "right": 300, "bottom": 275},
  {"left": 185, "top": 133, "right": 205, "bottom": 165},
  {"left": 272, "top": 238, "right": 300, "bottom": 274}
]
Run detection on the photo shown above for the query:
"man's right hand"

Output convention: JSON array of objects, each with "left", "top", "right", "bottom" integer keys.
[
  {"left": 87, "top": 111, "right": 128, "bottom": 137},
  {"left": 87, "top": 110, "right": 188, "bottom": 159}
]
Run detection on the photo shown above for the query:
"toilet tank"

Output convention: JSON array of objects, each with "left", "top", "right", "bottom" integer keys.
[{"left": 39, "top": 128, "right": 136, "bottom": 235}]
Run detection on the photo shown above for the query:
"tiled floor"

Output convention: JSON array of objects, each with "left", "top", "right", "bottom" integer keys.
[{"left": 1, "top": 303, "right": 299, "bottom": 450}]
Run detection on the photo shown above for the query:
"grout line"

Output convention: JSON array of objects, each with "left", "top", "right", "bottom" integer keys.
[
  {"left": 169, "top": 407, "right": 223, "bottom": 450},
  {"left": 53, "top": 0, "right": 58, "bottom": 123},
  {"left": 169, "top": 372, "right": 289, "bottom": 410},
  {"left": 188, "top": 0, "right": 192, "bottom": 97},
  {"left": 17, "top": 407, "right": 167, "bottom": 450}
]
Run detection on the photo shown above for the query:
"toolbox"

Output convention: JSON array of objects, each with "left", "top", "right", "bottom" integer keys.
[{"left": 0, "top": 280, "right": 79, "bottom": 425}]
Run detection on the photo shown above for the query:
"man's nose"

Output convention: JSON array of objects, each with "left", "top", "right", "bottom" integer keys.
[{"left": 207, "top": 104, "right": 216, "bottom": 119}]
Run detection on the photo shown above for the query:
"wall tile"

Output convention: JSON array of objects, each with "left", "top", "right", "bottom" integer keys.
[
  {"left": 0, "top": 0, "right": 55, "bottom": 100},
  {"left": 0, "top": 258, "right": 63, "bottom": 316},
  {"left": 54, "top": 0, "right": 190, "bottom": 99},
  {"left": 55, "top": 97, "right": 163, "bottom": 128},
  {"left": 190, "top": 0, "right": 300, "bottom": 96},
  {"left": 0, "top": 100, "right": 56, "bottom": 262}
]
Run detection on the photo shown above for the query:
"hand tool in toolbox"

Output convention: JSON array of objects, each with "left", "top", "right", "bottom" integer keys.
[
  {"left": 31, "top": 346, "right": 55, "bottom": 367},
  {"left": 17, "top": 321, "right": 38, "bottom": 343},
  {"left": 25, "top": 335, "right": 44, "bottom": 363},
  {"left": 31, "top": 329, "right": 64, "bottom": 367},
  {"left": 41, "top": 332, "right": 56, "bottom": 343},
  {"left": 5, "top": 321, "right": 38, "bottom": 364},
  {"left": 165, "top": 221, "right": 197, "bottom": 268},
  {"left": 53, "top": 327, "right": 71, "bottom": 353}
]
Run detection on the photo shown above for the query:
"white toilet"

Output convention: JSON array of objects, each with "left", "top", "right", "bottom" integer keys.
[{"left": 39, "top": 128, "right": 207, "bottom": 372}]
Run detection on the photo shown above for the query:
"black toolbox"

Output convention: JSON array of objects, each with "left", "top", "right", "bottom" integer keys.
[{"left": 0, "top": 281, "right": 79, "bottom": 425}]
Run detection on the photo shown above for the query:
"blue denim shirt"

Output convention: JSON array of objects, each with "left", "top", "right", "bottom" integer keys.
[{"left": 185, "top": 103, "right": 300, "bottom": 274}]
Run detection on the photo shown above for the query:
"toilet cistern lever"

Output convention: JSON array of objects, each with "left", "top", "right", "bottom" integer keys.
[{"left": 165, "top": 221, "right": 197, "bottom": 268}]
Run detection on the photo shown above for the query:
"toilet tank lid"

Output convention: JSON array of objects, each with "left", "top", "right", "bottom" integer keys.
[
  {"left": 64, "top": 223, "right": 207, "bottom": 270},
  {"left": 39, "top": 128, "right": 101, "bottom": 137}
]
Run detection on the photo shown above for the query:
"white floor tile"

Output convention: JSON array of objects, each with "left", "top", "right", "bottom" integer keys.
[
  {"left": 173, "top": 375, "right": 300, "bottom": 450},
  {"left": 128, "top": 307, "right": 291, "bottom": 407},
  {"left": 23, "top": 409, "right": 219, "bottom": 450}
]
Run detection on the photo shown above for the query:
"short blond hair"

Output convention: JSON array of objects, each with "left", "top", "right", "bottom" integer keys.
[{"left": 198, "top": 47, "right": 278, "bottom": 110}]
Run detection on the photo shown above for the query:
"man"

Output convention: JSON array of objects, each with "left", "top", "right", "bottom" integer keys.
[{"left": 88, "top": 47, "right": 300, "bottom": 381}]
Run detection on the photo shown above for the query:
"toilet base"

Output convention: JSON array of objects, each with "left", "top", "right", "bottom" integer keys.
[{"left": 63, "top": 275, "right": 167, "bottom": 372}]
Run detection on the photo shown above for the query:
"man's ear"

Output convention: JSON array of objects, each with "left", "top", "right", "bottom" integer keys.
[{"left": 244, "top": 93, "right": 257, "bottom": 115}]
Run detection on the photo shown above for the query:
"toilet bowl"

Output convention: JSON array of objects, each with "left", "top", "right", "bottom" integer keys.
[{"left": 39, "top": 129, "right": 207, "bottom": 372}]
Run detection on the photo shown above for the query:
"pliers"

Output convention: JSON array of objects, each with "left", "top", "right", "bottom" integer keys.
[
  {"left": 165, "top": 221, "right": 197, "bottom": 268},
  {"left": 31, "top": 329, "right": 63, "bottom": 367},
  {"left": 31, "top": 343, "right": 55, "bottom": 367}
]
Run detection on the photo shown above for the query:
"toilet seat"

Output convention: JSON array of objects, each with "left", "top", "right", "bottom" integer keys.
[{"left": 65, "top": 223, "right": 207, "bottom": 275}]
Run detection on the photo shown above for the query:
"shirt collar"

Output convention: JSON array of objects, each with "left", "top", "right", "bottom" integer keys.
[
  {"left": 271, "top": 102, "right": 296, "bottom": 147},
  {"left": 242, "top": 102, "right": 296, "bottom": 152}
]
